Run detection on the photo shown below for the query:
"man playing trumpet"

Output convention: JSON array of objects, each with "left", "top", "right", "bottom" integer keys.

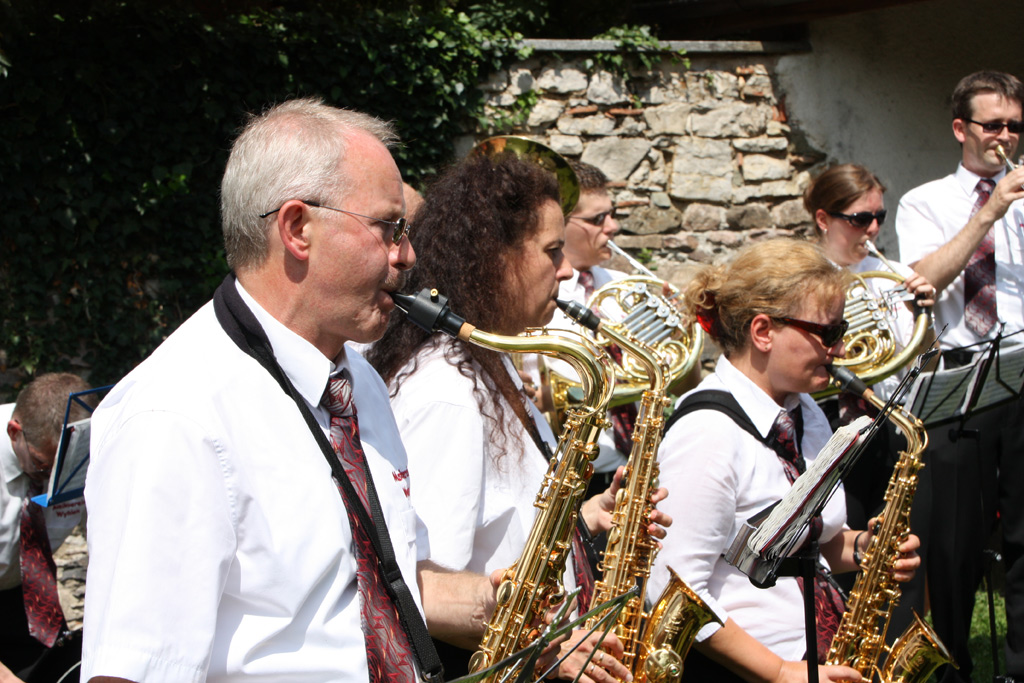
[{"left": 895, "top": 70, "right": 1024, "bottom": 683}]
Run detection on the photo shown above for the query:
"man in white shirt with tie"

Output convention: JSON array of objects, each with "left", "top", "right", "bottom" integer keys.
[
  {"left": 895, "top": 70, "right": 1024, "bottom": 683},
  {"left": 82, "top": 98, "right": 496, "bottom": 683}
]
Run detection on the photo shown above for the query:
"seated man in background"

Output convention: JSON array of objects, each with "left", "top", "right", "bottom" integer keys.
[{"left": 2, "top": 372, "right": 92, "bottom": 683}]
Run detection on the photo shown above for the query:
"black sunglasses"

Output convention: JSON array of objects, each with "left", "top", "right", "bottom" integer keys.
[
  {"left": 828, "top": 209, "right": 887, "bottom": 229},
  {"left": 963, "top": 118, "right": 1024, "bottom": 135},
  {"left": 773, "top": 317, "right": 849, "bottom": 347},
  {"left": 569, "top": 211, "right": 613, "bottom": 227}
]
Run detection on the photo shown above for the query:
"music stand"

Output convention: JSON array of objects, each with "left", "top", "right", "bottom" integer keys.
[
  {"left": 31, "top": 385, "right": 110, "bottom": 507},
  {"left": 903, "top": 327, "right": 1024, "bottom": 433}
]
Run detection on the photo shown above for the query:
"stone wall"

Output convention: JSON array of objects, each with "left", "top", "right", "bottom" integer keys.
[{"left": 467, "top": 46, "right": 824, "bottom": 292}]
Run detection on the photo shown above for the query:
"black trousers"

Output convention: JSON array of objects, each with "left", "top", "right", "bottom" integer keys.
[
  {"left": 0, "top": 585, "right": 80, "bottom": 682},
  {"left": 927, "top": 397, "right": 1024, "bottom": 682}
]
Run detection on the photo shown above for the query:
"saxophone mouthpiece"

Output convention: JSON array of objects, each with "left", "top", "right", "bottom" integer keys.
[
  {"left": 557, "top": 298, "right": 602, "bottom": 332},
  {"left": 390, "top": 288, "right": 469, "bottom": 338},
  {"left": 827, "top": 364, "right": 873, "bottom": 400}
]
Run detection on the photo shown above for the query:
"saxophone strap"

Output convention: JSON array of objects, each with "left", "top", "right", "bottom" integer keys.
[{"left": 213, "top": 273, "right": 444, "bottom": 683}]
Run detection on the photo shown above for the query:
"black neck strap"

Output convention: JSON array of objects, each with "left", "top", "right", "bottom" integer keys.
[{"left": 212, "top": 274, "right": 443, "bottom": 683}]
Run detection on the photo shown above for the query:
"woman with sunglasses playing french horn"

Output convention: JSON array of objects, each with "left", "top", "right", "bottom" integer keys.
[
  {"left": 648, "top": 238, "right": 921, "bottom": 683},
  {"left": 805, "top": 163, "right": 937, "bottom": 402},
  {"left": 803, "top": 165, "right": 935, "bottom": 635}
]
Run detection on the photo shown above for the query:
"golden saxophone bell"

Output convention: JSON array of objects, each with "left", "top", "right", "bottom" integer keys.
[{"left": 635, "top": 568, "right": 721, "bottom": 683}]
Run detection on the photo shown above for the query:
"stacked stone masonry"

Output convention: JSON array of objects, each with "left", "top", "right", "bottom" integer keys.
[{"left": 474, "top": 53, "right": 825, "bottom": 295}]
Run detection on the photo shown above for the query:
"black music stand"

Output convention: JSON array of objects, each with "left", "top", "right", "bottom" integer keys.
[{"left": 903, "top": 327, "right": 1024, "bottom": 433}]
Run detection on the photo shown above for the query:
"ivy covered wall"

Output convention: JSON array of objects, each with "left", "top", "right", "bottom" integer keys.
[{"left": 0, "top": 3, "right": 529, "bottom": 398}]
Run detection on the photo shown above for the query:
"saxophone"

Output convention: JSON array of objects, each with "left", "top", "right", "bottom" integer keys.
[
  {"left": 826, "top": 366, "right": 956, "bottom": 682},
  {"left": 391, "top": 288, "right": 616, "bottom": 681},
  {"left": 563, "top": 299, "right": 721, "bottom": 683}
]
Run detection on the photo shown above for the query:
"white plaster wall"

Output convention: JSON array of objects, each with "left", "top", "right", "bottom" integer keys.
[{"left": 777, "top": 0, "right": 1024, "bottom": 259}]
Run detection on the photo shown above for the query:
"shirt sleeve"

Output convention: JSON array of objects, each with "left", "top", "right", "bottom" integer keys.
[
  {"left": 83, "top": 409, "right": 236, "bottom": 683},
  {"left": 652, "top": 411, "right": 747, "bottom": 637},
  {"left": 896, "top": 188, "right": 948, "bottom": 267}
]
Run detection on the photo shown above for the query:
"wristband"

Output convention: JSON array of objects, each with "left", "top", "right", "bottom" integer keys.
[{"left": 853, "top": 530, "right": 868, "bottom": 566}]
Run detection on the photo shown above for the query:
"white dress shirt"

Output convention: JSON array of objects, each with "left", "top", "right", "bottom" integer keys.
[
  {"left": 389, "top": 340, "right": 581, "bottom": 602},
  {"left": 540, "top": 265, "right": 630, "bottom": 474},
  {"left": 82, "top": 281, "right": 426, "bottom": 683},
  {"left": 896, "top": 163, "right": 1024, "bottom": 350},
  {"left": 0, "top": 403, "right": 85, "bottom": 591},
  {"left": 648, "top": 356, "right": 847, "bottom": 660}
]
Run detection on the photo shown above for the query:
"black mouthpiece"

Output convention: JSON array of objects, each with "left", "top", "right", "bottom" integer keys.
[
  {"left": 557, "top": 298, "right": 601, "bottom": 332},
  {"left": 390, "top": 288, "right": 466, "bottom": 338},
  {"left": 827, "top": 364, "right": 870, "bottom": 397}
]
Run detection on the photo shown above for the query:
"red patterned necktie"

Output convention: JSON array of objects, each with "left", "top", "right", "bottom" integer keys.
[
  {"left": 964, "top": 178, "right": 998, "bottom": 336},
  {"left": 768, "top": 406, "right": 845, "bottom": 662},
  {"left": 578, "top": 270, "right": 639, "bottom": 455},
  {"left": 323, "top": 372, "right": 416, "bottom": 682},
  {"left": 20, "top": 486, "right": 67, "bottom": 647}
]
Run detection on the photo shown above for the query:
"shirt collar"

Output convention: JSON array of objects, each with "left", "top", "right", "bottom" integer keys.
[
  {"left": 955, "top": 162, "right": 1006, "bottom": 196},
  {"left": 235, "top": 280, "right": 346, "bottom": 408},
  {"left": 714, "top": 355, "right": 800, "bottom": 438}
]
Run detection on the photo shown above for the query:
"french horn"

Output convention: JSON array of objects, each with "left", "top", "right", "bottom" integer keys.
[{"left": 813, "top": 241, "right": 931, "bottom": 399}]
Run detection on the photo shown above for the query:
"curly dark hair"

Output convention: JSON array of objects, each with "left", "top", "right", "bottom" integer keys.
[{"left": 367, "top": 153, "right": 561, "bottom": 460}]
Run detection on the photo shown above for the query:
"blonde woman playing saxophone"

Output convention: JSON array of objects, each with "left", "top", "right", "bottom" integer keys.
[{"left": 649, "top": 239, "right": 921, "bottom": 683}]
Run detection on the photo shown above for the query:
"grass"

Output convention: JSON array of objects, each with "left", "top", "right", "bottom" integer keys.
[
  {"left": 967, "top": 584, "right": 1007, "bottom": 683},
  {"left": 918, "top": 583, "right": 1007, "bottom": 683}
]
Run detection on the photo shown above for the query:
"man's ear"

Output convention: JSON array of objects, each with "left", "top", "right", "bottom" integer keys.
[
  {"left": 952, "top": 118, "right": 967, "bottom": 145},
  {"left": 276, "top": 200, "right": 313, "bottom": 262},
  {"left": 7, "top": 418, "right": 21, "bottom": 446},
  {"left": 749, "top": 313, "right": 774, "bottom": 353}
]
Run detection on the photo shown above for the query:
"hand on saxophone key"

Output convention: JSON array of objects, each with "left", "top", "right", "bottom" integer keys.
[
  {"left": 857, "top": 516, "right": 921, "bottom": 583},
  {"left": 555, "top": 630, "right": 633, "bottom": 683},
  {"left": 579, "top": 467, "right": 673, "bottom": 540},
  {"left": 775, "top": 660, "right": 863, "bottom": 683}
]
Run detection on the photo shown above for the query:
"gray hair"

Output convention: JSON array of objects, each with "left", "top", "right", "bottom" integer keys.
[{"left": 220, "top": 97, "right": 399, "bottom": 271}]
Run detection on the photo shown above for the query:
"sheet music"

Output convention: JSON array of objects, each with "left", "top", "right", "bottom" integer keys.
[
  {"left": 903, "top": 364, "right": 976, "bottom": 426},
  {"left": 967, "top": 343, "right": 1024, "bottom": 412},
  {"left": 38, "top": 418, "right": 92, "bottom": 506},
  {"left": 747, "top": 415, "right": 872, "bottom": 559}
]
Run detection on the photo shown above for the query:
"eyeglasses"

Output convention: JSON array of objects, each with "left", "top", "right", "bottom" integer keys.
[
  {"left": 569, "top": 211, "right": 613, "bottom": 227},
  {"left": 963, "top": 118, "right": 1024, "bottom": 135},
  {"left": 259, "top": 200, "right": 411, "bottom": 245},
  {"left": 773, "top": 317, "right": 849, "bottom": 347},
  {"left": 827, "top": 209, "right": 887, "bottom": 229}
]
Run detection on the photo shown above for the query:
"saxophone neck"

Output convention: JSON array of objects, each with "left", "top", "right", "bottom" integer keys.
[
  {"left": 826, "top": 365, "right": 928, "bottom": 454},
  {"left": 557, "top": 298, "right": 668, "bottom": 395}
]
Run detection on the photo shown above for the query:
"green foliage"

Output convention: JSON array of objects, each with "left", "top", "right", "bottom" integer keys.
[
  {"left": 0, "top": 2, "right": 527, "bottom": 397},
  {"left": 589, "top": 24, "right": 689, "bottom": 75}
]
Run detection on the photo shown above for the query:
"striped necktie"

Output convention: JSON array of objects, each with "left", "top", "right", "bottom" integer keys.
[{"left": 964, "top": 177, "right": 998, "bottom": 336}]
